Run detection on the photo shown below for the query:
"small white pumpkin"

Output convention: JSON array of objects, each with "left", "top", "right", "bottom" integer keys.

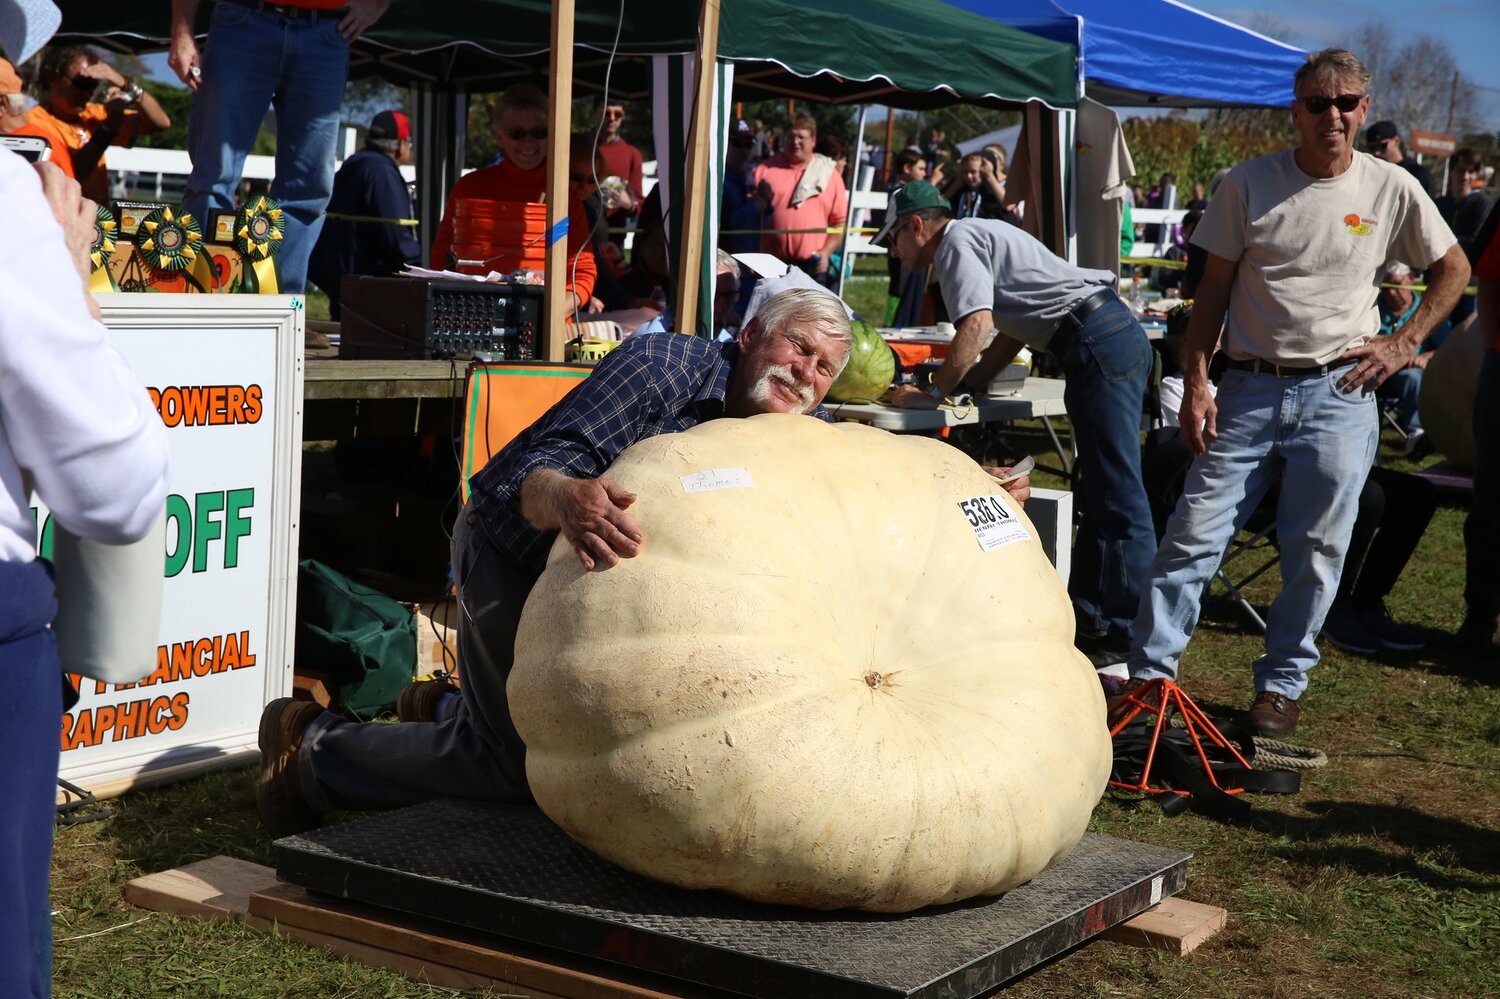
[{"left": 509, "top": 414, "right": 1111, "bottom": 912}]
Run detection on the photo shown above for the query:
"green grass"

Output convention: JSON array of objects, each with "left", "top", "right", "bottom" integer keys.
[{"left": 50, "top": 424, "right": 1498, "bottom": 998}]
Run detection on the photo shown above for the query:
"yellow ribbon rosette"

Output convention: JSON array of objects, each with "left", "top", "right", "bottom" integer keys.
[
  {"left": 137, "top": 206, "right": 217, "bottom": 292},
  {"left": 235, "top": 195, "right": 284, "bottom": 294},
  {"left": 88, "top": 204, "right": 117, "bottom": 293}
]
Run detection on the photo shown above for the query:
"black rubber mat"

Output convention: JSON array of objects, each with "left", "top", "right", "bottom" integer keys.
[{"left": 276, "top": 798, "right": 1190, "bottom": 998}]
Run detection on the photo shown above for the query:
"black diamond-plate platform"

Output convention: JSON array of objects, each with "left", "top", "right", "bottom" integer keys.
[{"left": 275, "top": 799, "right": 1190, "bottom": 999}]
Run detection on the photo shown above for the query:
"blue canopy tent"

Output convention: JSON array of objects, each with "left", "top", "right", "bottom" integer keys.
[{"left": 948, "top": 0, "right": 1307, "bottom": 108}]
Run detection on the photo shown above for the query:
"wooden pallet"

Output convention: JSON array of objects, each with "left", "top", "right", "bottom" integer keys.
[{"left": 124, "top": 856, "right": 1227, "bottom": 996}]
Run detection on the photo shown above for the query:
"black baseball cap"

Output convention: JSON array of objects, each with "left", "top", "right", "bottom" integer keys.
[{"left": 1364, "top": 121, "right": 1399, "bottom": 150}]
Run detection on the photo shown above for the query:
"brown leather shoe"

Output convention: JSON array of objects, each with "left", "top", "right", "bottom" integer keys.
[
  {"left": 394, "top": 677, "right": 459, "bottom": 723},
  {"left": 1249, "top": 691, "right": 1300, "bottom": 737},
  {"left": 1105, "top": 677, "right": 1152, "bottom": 724},
  {"left": 257, "top": 697, "right": 326, "bottom": 837}
]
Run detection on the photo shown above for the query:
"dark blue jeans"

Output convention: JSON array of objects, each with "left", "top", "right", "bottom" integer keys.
[
  {"left": 1465, "top": 348, "right": 1500, "bottom": 626},
  {"left": 0, "top": 559, "right": 60, "bottom": 999},
  {"left": 299, "top": 506, "right": 533, "bottom": 812},
  {"left": 1051, "top": 298, "right": 1155, "bottom": 646}
]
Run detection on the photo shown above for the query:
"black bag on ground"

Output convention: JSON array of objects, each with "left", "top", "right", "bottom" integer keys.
[{"left": 295, "top": 559, "right": 416, "bottom": 719}]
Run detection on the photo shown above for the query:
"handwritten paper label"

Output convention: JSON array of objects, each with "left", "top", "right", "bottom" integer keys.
[{"left": 680, "top": 468, "right": 754, "bottom": 494}]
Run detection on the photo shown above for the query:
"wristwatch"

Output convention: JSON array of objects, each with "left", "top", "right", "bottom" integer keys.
[
  {"left": 927, "top": 383, "right": 947, "bottom": 401},
  {"left": 120, "top": 78, "right": 144, "bottom": 104}
]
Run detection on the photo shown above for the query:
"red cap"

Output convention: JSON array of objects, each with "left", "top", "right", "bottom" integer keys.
[{"left": 369, "top": 109, "right": 411, "bottom": 142}]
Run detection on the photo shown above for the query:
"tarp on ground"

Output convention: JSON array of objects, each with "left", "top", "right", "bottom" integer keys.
[
  {"left": 57, "top": 0, "right": 1078, "bottom": 110},
  {"left": 947, "top": 0, "right": 1308, "bottom": 108}
]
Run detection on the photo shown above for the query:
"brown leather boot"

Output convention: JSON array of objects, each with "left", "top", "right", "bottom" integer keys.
[
  {"left": 1248, "top": 691, "right": 1300, "bottom": 737},
  {"left": 256, "top": 697, "right": 327, "bottom": 837}
]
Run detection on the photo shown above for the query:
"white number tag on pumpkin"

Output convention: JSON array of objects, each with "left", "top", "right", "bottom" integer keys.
[
  {"left": 680, "top": 467, "right": 754, "bottom": 493},
  {"left": 957, "top": 493, "right": 1030, "bottom": 551}
]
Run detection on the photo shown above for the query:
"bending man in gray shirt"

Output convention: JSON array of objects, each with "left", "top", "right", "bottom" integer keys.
[{"left": 878, "top": 181, "right": 1155, "bottom": 667}]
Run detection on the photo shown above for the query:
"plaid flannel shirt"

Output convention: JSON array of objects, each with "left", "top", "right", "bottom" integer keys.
[{"left": 468, "top": 331, "right": 833, "bottom": 572}]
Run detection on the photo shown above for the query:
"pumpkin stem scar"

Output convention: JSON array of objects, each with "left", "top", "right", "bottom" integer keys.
[
  {"left": 864, "top": 670, "right": 882, "bottom": 688},
  {"left": 862, "top": 670, "right": 898, "bottom": 690}
]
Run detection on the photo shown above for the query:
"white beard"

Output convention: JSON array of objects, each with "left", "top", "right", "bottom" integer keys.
[{"left": 749, "top": 363, "right": 815, "bottom": 414}]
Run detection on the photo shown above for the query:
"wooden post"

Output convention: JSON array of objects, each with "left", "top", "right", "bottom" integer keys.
[
  {"left": 670, "top": 0, "right": 721, "bottom": 338},
  {"left": 883, "top": 109, "right": 895, "bottom": 186},
  {"left": 544, "top": 0, "right": 576, "bottom": 361}
]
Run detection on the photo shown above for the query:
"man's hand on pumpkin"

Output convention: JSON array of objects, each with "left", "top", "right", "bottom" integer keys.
[{"left": 522, "top": 470, "right": 643, "bottom": 572}]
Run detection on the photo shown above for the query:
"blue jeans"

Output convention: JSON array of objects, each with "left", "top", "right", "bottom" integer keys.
[
  {"left": 1052, "top": 298, "right": 1156, "bottom": 646},
  {"left": 299, "top": 508, "right": 532, "bottom": 812},
  {"left": 0, "top": 560, "right": 61, "bottom": 999},
  {"left": 1129, "top": 363, "right": 1378, "bottom": 698},
  {"left": 182, "top": 2, "right": 350, "bottom": 293}
]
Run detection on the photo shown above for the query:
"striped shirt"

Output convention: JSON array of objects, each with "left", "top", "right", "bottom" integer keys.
[{"left": 468, "top": 331, "right": 832, "bottom": 571}]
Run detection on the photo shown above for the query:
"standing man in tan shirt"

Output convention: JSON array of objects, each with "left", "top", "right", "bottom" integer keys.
[{"left": 1117, "top": 49, "right": 1469, "bottom": 736}]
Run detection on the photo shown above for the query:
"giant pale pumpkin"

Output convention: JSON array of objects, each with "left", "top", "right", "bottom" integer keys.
[
  {"left": 1417, "top": 312, "right": 1480, "bottom": 470},
  {"left": 509, "top": 414, "right": 1110, "bottom": 913}
]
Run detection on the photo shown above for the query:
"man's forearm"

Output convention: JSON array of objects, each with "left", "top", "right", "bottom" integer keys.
[
  {"left": 819, "top": 231, "right": 845, "bottom": 259},
  {"left": 935, "top": 311, "right": 997, "bottom": 393},
  {"left": 1180, "top": 287, "right": 1229, "bottom": 383},
  {"left": 171, "top": 0, "right": 201, "bottom": 36},
  {"left": 518, "top": 468, "right": 569, "bottom": 532},
  {"left": 1391, "top": 247, "right": 1472, "bottom": 353}
]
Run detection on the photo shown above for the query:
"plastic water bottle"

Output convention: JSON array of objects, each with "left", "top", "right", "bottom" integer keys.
[{"left": 1128, "top": 276, "right": 1145, "bottom": 317}]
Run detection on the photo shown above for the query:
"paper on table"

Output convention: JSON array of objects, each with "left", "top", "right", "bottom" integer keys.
[{"left": 400, "top": 264, "right": 510, "bottom": 282}]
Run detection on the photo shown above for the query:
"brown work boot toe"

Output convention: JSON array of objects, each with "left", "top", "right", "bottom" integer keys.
[
  {"left": 257, "top": 697, "right": 326, "bottom": 837},
  {"left": 395, "top": 677, "right": 459, "bottom": 723},
  {"left": 1249, "top": 690, "right": 1300, "bottom": 738}
]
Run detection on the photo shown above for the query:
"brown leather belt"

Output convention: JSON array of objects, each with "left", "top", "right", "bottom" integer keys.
[
  {"left": 1227, "top": 357, "right": 1332, "bottom": 378},
  {"left": 223, "top": 0, "right": 349, "bottom": 20}
]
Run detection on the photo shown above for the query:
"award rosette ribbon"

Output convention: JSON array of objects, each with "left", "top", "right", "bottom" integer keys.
[
  {"left": 235, "top": 196, "right": 284, "bottom": 293},
  {"left": 137, "top": 206, "right": 217, "bottom": 292},
  {"left": 88, "top": 204, "right": 118, "bottom": 293}
]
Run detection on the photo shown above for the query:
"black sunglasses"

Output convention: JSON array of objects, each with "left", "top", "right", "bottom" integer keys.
[
  {"left": 1297, "top": 93, "right": 1364, "bottom": 114},
  {"left": 505, "top": 126, "right": 547, "bottom": 141}
]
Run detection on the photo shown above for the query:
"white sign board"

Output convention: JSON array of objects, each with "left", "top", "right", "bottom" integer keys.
[{"left": 35, "top": 294, "right": 304, "bottom": 799}]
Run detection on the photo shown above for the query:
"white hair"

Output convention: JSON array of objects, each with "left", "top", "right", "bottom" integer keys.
[
  {"left": 1383, "top": 261, "right": 1412, "bottom": 280},
  {"left": 714, "top": 249, "right": 741, "bottom": 279},
  {"left": 749, "top": 288, "right": 853, "bottom": 377}
]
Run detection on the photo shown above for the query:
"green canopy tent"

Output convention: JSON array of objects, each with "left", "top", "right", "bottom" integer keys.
[{"left": 56, "top": 0, "right": 1076, "bottom": 334}]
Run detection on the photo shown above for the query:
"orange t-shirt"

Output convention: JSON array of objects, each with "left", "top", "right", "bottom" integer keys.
[
  {"left": 431, "top": 157, "right": 596, "bottom": 303},
  {"left": 2, "top": 123, "right": 74, "bottom": 176},
  {"left": 25, "top": 104, "right": 144, "bottom": 201}
]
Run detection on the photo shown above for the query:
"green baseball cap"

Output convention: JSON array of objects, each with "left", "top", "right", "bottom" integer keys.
[{"left": 872, "top": 180, "right": 948, "bottom": 246}]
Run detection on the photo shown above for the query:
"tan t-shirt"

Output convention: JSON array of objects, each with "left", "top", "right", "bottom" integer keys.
[{"left": 1192, "top": 150, "right": 1455, "bottom": 365}]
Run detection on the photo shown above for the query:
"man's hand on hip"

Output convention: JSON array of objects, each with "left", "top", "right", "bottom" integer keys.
[
  {"left": 1179, "top": 376, "right": 1218, "bottom": 455},
  {"left": 521, "top": 470, "right": 643, "bottom": 572},
  {"left": 339, "top": 0, "right": 391, "bottom": 41},
  {"left": 1336, "top": 336, "right": 1414, "bottom": 392}
]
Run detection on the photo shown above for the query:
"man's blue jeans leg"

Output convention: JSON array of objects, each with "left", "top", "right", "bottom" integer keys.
[
  {"left": 183, "top": 4, "right": 348, "bottom": 293},
  {"left": 1130, "top": 365, "right": 1375, "bottom": 699},
  {"left": 1055, "top": 299, "right": 1156, "bottom": 646}
]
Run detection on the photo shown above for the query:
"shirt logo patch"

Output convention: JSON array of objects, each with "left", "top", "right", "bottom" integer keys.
[{"left": 1343, "top": 212, "right": 1378, "bottom": 236}]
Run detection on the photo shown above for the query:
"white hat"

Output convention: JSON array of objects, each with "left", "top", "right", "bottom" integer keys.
[{"left": 0, "top": 0, "right": 61, "bottom": 65}]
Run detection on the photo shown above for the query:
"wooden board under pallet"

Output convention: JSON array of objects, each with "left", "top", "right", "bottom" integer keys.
[{"left": 124, "top": 856, "right": 1227, "bottom": 997}]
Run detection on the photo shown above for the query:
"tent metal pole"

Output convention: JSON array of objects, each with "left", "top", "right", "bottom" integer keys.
[
  {"left": 545, "top": 0, "right": 576, "bottom": 361},
  {"left": 836, "top": 104, "right": 868, "bottom": 302},
  {"left": 671, "top": 0, "right": 722, "bottom": 338}
]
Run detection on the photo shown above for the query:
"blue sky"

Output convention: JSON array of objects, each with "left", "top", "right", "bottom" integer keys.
[{"left": 1192, "top": 0, "right": 1500, "bottom": 132}]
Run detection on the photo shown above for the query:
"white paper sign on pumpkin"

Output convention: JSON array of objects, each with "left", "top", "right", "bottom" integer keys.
[{"left": 957, "top": 494, "right": 1030, "bottom": 551}]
